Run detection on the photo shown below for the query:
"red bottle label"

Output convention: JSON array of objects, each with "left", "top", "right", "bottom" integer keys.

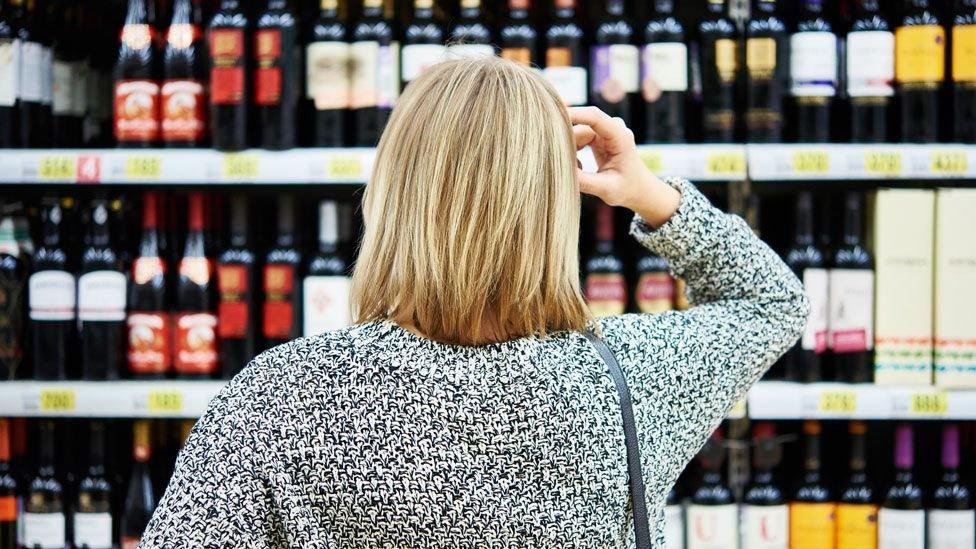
[
  {"left": 210, "top": 29, "right": 245, "bottom": 104},
  {"left": 161, "top": 79, "right": 205, "bottom": 142},
  {"left": 217, "top": 264, "right": 249, "bottom": 338},
  {"left": 585, "top": 273, "right": 627, "bottom": 317},
  {"left": 254, "top": 30, "right": 282, "bottom": 105},
  {"left": 263, "top": 264, "right": 294, "bottom": 339},
  {"left": 114, "top": 80, "right": 160, "bottom": 142},
  {"left": 636, "top": 272, "right": 675, "bottom": 314},
  {"left": 0, "top": 495, "right": 15, "bottom": 521},
  {"left": 127, "top": 312, "right": 171, "bottom": 375},
  {"left": 174, "top": 313, "right": 218, "bottom": 374}
]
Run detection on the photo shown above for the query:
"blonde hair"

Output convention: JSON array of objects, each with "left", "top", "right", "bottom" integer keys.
[{"left": 351, "top": 56, "right": 591, "bottom": 345}]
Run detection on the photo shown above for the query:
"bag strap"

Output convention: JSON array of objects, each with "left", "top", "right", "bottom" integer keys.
[{"left": 583, "top": 330, "right": 652, "bottom": 549}]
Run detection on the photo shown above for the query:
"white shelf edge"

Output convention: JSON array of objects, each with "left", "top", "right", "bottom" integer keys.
[
  {"left": 0, "top": 380, "right": 226, "bottom": 418},
  {"left": 747, "top": 143, "right": 976, "bottom": 181}
]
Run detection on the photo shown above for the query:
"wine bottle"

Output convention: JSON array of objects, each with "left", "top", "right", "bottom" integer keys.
[
  {"left": 641, "top": 0, "right": 686, "bottom": 143},
  {"left": 121, "top": 421, "right": 155, "bottom": 549},
  {"left": 13, "top": 0, "right": 51, "bottom": 147},
  {"left": 0, "top": 0, "right": 17, "bottom": 147},
  {"left": 789, "top": 0, "right": 837, "bottom": 142},
  {"left": 402, "top": 0, "right": 446, "bottom": 87},
  {"left": 698, "top": 0, "right": 737, "bottom": 142},
  {"left": 307, "top": 0, "right": 349, "bottom": 146},
  {"left": 30, "top": 197, "right": 74, "bottom": 381},
  {"left": 207, "top": 0, "right": 248, "bottom": 151},
  {"left": 500, "top": 0, "right": 537, "bottom": 67},
  {"left": 254, "top": 0, "right": 298, "bottom": 150},
  {"left": 351, "top": 0, "right": 398, "bottom": 146},
  {"left": 783, "top": 193, "right": 826, "bottom": 382},
  {"left": 745, "top": 0, "right": 788, "bottom": 142},
  {"left": 789, "top": 420, "right": 835, "bottom": 549},
  {"left": 127, "top": 192, "right": 170, "bottom": 378},
  {"left": 162, "top": 0, "right": 207, "bottom": 146},
  {"left": 73, "top": 422, "right": 113, "bottom": 549},
  {"left": 80, "top": 199, "right": 127, "bottom": 380},
  {"left": 741, "top": 422, "right": 788, "bottom": 549},
  {"left": 928, "top": 423, "right": 975, "bottom": 549},
  {"left": 878, "top": 424, "right": 925, "bottom": 549},
  {"left": 175, "top": 193, "right": 218, "bottom": 377},
  {"left": 583, "top": 204, "right": 626, "bottom": 317},
  {"left": 664, "top": 485, "right": 683, "bottom": 549},
  {"left": 837, "top": 421, "right": 878, "bottom": 549},
  {"left": 0, "top": 419, "right": 17, "bottom": 549},
  {"left": 847, "top": 0, "right": 894, "bottom": 143},
  {"left": 217, "top": 196, "right": 256, "bottom": 379},
  {"left": 23, "top": 421, "right": 64, "bottom": 549},
  {"left": 303, "top": 200, "right": 350, "bottom": 336},
  {"left": 828, "top": 192, "right": 874, "bottom": 383},
  {"left": 542, "top": 0, "right": 586, "bottom": 106},
  {"left": 895, "top": 0, "right": 944, "bottom": 143},
  {"left": 263, "top": 196, "right": 302, "bottom": 349},
  {"left": 591, "top": 0, "right": 638, "bottom": 127},
  {"left": 447, "top": 0, "right": 494, "bottom": 60},
  {"left": 686, "top": 431, "right": 737, "bottom": 549},
  {"left": 634, "top": 253, "right": 674, "bottom": 314},
  {"left": 114, "top": 0, "right": 160, "bottom": 147},
  {"left": 0, "top": 215, "right": 26, "bottom": 381},
  {"left": 953, "top": 0, "right": 976, "bottom": 142},
  {"left": 51, "top": 2, "right": 84, "bottom": 147}
]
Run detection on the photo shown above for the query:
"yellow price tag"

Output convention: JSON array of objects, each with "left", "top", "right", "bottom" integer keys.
[
  {"left": 125, "top": 155, "right": 162, "bottom": 179},
  {"left": 792, "top": 151, "right": 829, "bottom": 174},
  {"left": 147, "top": 390, "right": 184, "bottom": 413},
  {"left": 223, "top": 154, "right": 259, "bottom": 179},
  {"left": 864, "top": 151, "right": 902, "bottom": 176},
  {"left": 639, "top": 151, "right": 663, "bottom": 173},
  {"left": 818, "top": 390, "right": 857, "bottom": 414},
  {"left": 705, "top": 152, "right": 745, "bottom": 177},
  {"left": 930, "top": 151, "right": 967, "bottom": 175},
  {"left": 326, "top": 155, "right": 363, "bottom": 179},
  {"left": 39, "top": 389, "right": 76, "bottom": 412},
  {"left": 909, "top": 391, "right": 948, "bottom": 416},
  {"left": 38, "top": 156, "right": 76, "bottom": 180},
  {"left": 728, "top": 398, "right": 747, "bottom": 419}
]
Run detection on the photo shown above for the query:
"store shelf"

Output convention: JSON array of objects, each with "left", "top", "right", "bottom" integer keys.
[
  {"left": 0, "top": 381, "right": 225, "bottom": 418},
  {"left": 748, "top": 144, "right": 976, "bottom": 181},
  {"left": 748, "top": 382, "right": 976, "bottom": 420}
]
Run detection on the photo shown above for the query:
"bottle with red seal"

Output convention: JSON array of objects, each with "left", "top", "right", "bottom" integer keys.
[
  {"left": 127, "top": 192, "right": 171, "bottom": 378},
  {"left": 162, "top": 0, "right": 207, "bottom": 147},
  {"left": 174, "top": 193, "right": 219, "bottom": 377},
  {"left": 207, "top": 0, "right": 249, "bottom": 151},
  {"left": 114, "top": 0, "right": 160, "bottom": 147},
  {"left": 217, "top": 196, "right": 256, "bottom": 378},
  {"left": 263, "top": 195, "right": 302, "bottom": 350}
]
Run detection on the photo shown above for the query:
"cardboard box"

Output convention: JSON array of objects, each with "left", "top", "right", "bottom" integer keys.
[{"left": 935, "top": 189, "right": 976, "bottom": 388}]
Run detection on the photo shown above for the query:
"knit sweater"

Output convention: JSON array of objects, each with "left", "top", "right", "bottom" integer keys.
[{"left": 141, "top": 178, "right": 809, "bottom": 548}]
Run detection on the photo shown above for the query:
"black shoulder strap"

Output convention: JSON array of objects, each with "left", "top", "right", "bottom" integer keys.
[{"left": 583, "top": 330, "right": 652, "bottom": 549}]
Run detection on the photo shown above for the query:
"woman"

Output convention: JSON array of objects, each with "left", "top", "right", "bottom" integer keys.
[{"left": 142, "top": 57, "right": 808, "bottom": 547}]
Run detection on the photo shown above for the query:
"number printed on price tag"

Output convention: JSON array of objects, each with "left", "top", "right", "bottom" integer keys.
[
  {"left": 39, "top": 389, "right": 76, "bottom": 412},
  {"left": 147, "top": 390, "right": 183, "bottom": 413},
  {"left": 639, "top": 151, "right": 663, "bottom": 173},
  {"left": 930, "top": 151, "right": 967, "bottom": 175},
  {"left": 38, "top": 155, "right": 77, "bottom": 180},
  {"left": 819, "top": 390, "right": 857, "bottom": 414},
  {"left": 125, "top": 155, "right": 162, "bottom": 179},
  {"left": 326, "top": 155, "right": 362, "bottom": 179},
  {"left": 864, "top": 151, "right": 901, "bottom": 176},
  {"left": 706, "top": 152, "right": 746, "bottom": 177},
  {"left": 793, "top": 151, "right": 829, "bottom": 174},
  {"left": 909, "top": 391, "right": 948, "bottom": 416},
  {"left": 223, "top": 154, "right": 259, "bottom": 179}
]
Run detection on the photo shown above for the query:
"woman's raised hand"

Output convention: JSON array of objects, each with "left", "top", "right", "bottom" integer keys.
[{"left": 571, "top": 106, "right": 680, "bottom": 228}]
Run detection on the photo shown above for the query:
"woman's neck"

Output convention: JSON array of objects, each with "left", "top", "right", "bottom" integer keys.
[{"left": 396, "top": 314, "right": 513, "bottom": 345}]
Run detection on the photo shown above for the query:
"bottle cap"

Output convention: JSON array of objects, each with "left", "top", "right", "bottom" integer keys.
[
  {"left": 942, "top": 423, "right": 960, "bottom": 469},
  {"left": 894, "top": 423, "right": 913, "bottom": 470}
]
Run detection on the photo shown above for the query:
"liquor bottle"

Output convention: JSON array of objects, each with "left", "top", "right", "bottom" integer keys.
[
  {"left": 114, "top": 0, "right": 159, "bottom": 147},
  {"left": 591, "top": 0, "right": 638, "bottom": 126},
  {"left": 52, "top": 3, "right": 84, "bottom": 147},
  {"left": 742, "top": 423, "right": 788, "bottom": 549},
  {"left": 80, "top": 198, "right": 127, "bottom": 380},
  {"left": 73, "top": 422, "right": 113, "bottom": 549},
  {"left": 828, "top": 192, "right": 874, "bottom": 383},
  {"left": 351, "top": 0, "right": 399, "bottom": 146},
  {"left": 30, "top": 198, "right": 74, "bottom": 380},
  {"left": 686, "top": 431, "right": 736, "bottom": 549},
  {"left": 698, "top": 0, "right": 737, "bottom": 142},
  {"left": 128, "top": 192, "right": 170, "bottom": 378},
  {"left": 847, "top": 0, "right": 894, "bottom": 143},
  {"left": 303, "top": 200, "right": 350, "bottom": 337},
  {"left": 928, "top": 423, "right": 975, "bottom": 548},
  {"left": 542, "top": 0, "right": 586, "bottom": 106},
  {"left": 217, "top": 196, "right": 256, "bottom": 378},
  {"left": 307, "top": 0, "right": 349, "bottom": 146},
  {"left": 402, "top": 0, "right": 446, "bottom": 87},
  {"left": 0, "top": 0, "right": 17, "bottom": 147},
  {"left": 634, "top": 253, "right": 674, "bottom": 314},
  {"left": 447, "top": 0, "right": 493, "bottom": 60},
  {"left": 789, "top": 0, "right": 837, "bottom": 142},
  {"left": 641, "top": 0, "right": 686, "bottom": 143},
  {"left": 23, "top": 421, "right": 65, "bottom": 549},
  {"left": 208, "top": 0, "right": 248, "bottom": 151},
  {"left": 0, "top": 215, "right": 25, "bottom": 381},
  {"left": 664, "top": 485, "right": 683, "bottom": 549},
  {"left": 121, "top": 421, "right": 155, "bottom": 549},
  {"left": 789, "top": 420, "right": 835, "bottom": 549},
  {"left": 14, "top": 0, "right": 50, "bottom": 147},
  {"left": 783, "top": 193, "right": 826, "bottom": 382},
  {"left": 0, "top": 419, "right": 16, "bottom": 548},
  {"left": 162, "top": 0, "right": 207, "bottom": 146},
  {"left": 263, "top": 196, "right": 302, "bottom": 349},
  {"left": 895, "top": 0, "right": 944, "bottom": 143},
  {"left": 878, "top": 424, "right": 924, "bottom": 548},
  {"left": 953, "top": 0, "right": 976, "bottom": 142},
  {"left": 254, "top": 0, "right": 298, "bottom": 150},
  {"left": 837, "top": 421, "right": 878, "bottom": 549},
  {"left": 745, "top": 0, "right": 788, "bottom": 142},
  {"left": 500, "top": 0, "right": 537, "bottom": 68},
  {"left": 584, "top": 204, "right": 626, "bottom": 317},
  {"left": 175, "top": 193, "right": 218, "bottom": 377}
]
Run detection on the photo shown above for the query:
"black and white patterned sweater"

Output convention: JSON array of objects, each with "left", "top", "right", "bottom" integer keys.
[{"left": 141, "top": 178, "right": 809, "bottom": 548}]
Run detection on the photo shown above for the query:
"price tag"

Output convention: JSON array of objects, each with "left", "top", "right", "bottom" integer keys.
[
  {"left": 908, "top": 391, "right": 948, "bottom": 416},
  {"left": 325, "top": 155, "right": 363, "bottom": 179},
  {"left": 124, "top": 155, "right": 162, "bottom": 179},
  {"left": 223, "top": 154, "right": 259, "bottom": 179},
  {"left": 930, "top": 151, "right": 967, "bottom": 175},
  {"left": 818, "top": 390, "right": 857, "bottom": 414},
  {"left": 705, "top": 152, "right": 746, "bottom": 177},
  {"left": 38, "top": 155, "right": 77, "bottom": 180},
  {"left": 728, "top": 398, "right": 747, "bottom": 419},
  {"left": 639, "top": 151, "right": 663, "bottom": 173},
  {"left": 147, "top": 390, "right": 184, "bottom": 413},
  {"left": 792, "top": 151, "right": 829, "bottom": 175},
  {"left": 39, "top": 389, "right": 76, "bottom": 412},
  {"left": 864, "top": 151, "right": 902, "bottom": 176}
]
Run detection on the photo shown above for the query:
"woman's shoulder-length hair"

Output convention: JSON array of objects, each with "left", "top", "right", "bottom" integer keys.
[{"left": 350, "top": 56, "right": 592, "bottom": 346}]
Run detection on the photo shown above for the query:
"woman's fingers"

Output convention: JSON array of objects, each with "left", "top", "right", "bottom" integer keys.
[
  {"left": 569, "top": 106, "right": 633, "bottom": 152},
  {"left": 572, "top": 124, "right": 596, "bottom": 150},
  {"left": 577, "top": 169, "right": 620, "bottom": 204}
]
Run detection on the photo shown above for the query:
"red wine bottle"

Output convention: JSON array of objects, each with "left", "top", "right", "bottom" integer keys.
[
  {"left": 699, "top": 0, "right": 737, "bottom": 142},
  {"left": 402, "top": 0, "right": 446, "bottom": 88},
  {"left": 928, "top": 423, "right": 975, "bottom": 548},
  {"left": 23, "top": 421, "right": 65, "bottom": 549},
  {"left": 51, "top": 3, "right": 84, "bottom": 147},
  {"left": 0, "top": 419, "right": 17, "bottom": 548},
  {"left": 162, "top": 0, "right": 207, "bottom": 147},
  {"left": 127, "top": 192, "right": 170, "bottom": 378},
  {"left": 500, "top": 0, "right": 537, "bottom": 68},
  {"left": 29, "top": 198, "right": 74, "bottom": 381},
  {"left": 303, "top": 200, "right": 350, "bottom": 336},
  {"left": 634, "top": 252, "right": 674, "bottom": 314},
  {"left": 591, "top": 0, "right": 637, "bottom": 128},
  {"left": 584, "top": 204, "right": 626, "bottom": 318},
  {"left": 447, "top": 0, "right": 493, "bottom": 60},
  {"left": 789, "top": 420, "right": 835, "bottom": 548},
  {"left": 307, "top": 0, "right": 349, "bottom": 146},
  {"left": 952, "top": 0, "right": 976, "bottom": 142},
  {"left": 352, "top": 0, "right": 398, "bottom": 146},
  {"left": 895, "top": 0, "right": 944, "bottom": 143},
  {"left": 687, "top": 430, "right": 737, "bottom": 547},
  {"left": 79, "top": 199, "right": 126, "bottom": 380},
  {"left": 847, "top": 0, "right": 894, "bottom": 143},
  {"left": 15, "top": 0, "right": 52, "bottom": 147},
  {"left": 836, "top": 421, "right": 878, "bottom": 549},
  {"left": 0, "top": 1, "right": 17, "bottom": 147},
  {"left": 0, "top": 215, "right": 26, "bottom": 381},
  {"left": 217, "top": 195, "right": 256, "bottom": 378},
  {"left": 789, "top": 0, "right": 836, "bottom": 142},
  {"left": 878, "top": 423, "right": 925, "bottom": 547},
  {"left": 114, "top": 0, "right": 160, "bottom": 147},
  {"left": 175, "top": 193, "right": 218, "bottom": 377},
  {"left": 207, "top": 0, "right": 248, "bottom": 151},
  {"left": 742, "top": 423, "right": 788, "bottom": 548},
  {"left": 73, "top": 421, "right": 113, "bottom": 549},
  {"left": 121, "top": 421, "right": 155, "bottom": 549},
  {"left": 745, "top": 0, "right": 788, "bottom": 142},
  {"left": 783, "top": 192, "right": 826, "bottom": 382},
  {"left": 255, "top": 0, "right": 298, "bottom": 150},
  {"left": 263, "top": 196, "right": 302, "bottom": 349},
  {"left": 641, "top": 0, "right": 686, "bottom": 143},
  {"left": 542, "top": 0, "right": 586, "bottom": 106}
]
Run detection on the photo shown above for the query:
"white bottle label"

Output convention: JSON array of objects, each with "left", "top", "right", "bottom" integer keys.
[
  {"left": 641, "top": 42, "right": 688, "bottom": 95},
  {"left": 70, "top": 61, "right": 88, "bottom": 116},
  {"left": 40, "top": 46, "right": 53, "bottom": 104},
  {"left": 53, "top": 60, "right": 73, "bottom": 114},
  {"left": 447, "top": 43, "right": 495, "bottom": 60},
  {"left": 801, "top": 268, "right": 828, "bottom": 353},
  {"left": 928, "top": 509, "right": 976, "bottom": 549},
  {"left": 847, "top": 30, "right": 895, "bottom": 97},
  {"left": 542, "top": 66, "right": 587, "bottom": 105},
  {"left": 22, "top": 512, "right": 65, "bottom": 549},
  {"left": 609, "top": 44, "right": 639, "bottom": 93},
  {"left": 73, "top": 512, "right": 113, "bottom": 549},
  {"left": 302, "top": 276, "right": 351, "bottom": 336},
  {"left": 351, "top": 41, "right": 400, "bottom": 109},
  {"left": 878, "top": 508, "right": 925, "bottom": 549},
  {"left": 790, "top": 31, "right": 837, "bottom": 97},
  {"left": 741, "top": 504, "right": 789, "bottom": 549},
  {"left": 306, "top": 41, "right": 350, "bottom": 109},
  {"left": 29, "top": 270, "right": 76, "bottom": 321},
  {"left": 402, "top": 43, "right": 447, "bottom": 82},
  {"left": 665, "top": 503, "right": 685, "bottom": 549},
  {"left": 78, "top": 271, "right": 127, "bottom": 321},
  {"left": 19, "top": 41, "right": 44, "bottom": 102},
  {"left": 687, "top": 504, "right": 738, "bottom": 549},
  {"left": 0, "top": 39, "right": 19, "bottom": 107},
  {"left": 828, "top": 269, "right": 874, "bottom": 352}
]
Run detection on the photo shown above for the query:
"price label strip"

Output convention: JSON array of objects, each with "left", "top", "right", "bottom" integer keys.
[
  {"left": 147, "top": 390, "right": 184, "bottom": 413},
  {"left": 639, "top": 151, "right": 663, "bottom": 174},
  {"left": 124, "top": 155, "right": 162, "bottom": 180},
  {"left": 728, "top": 398, "right": 747, "bottom": 419},
  {"left": 864, "top": 151, "right": 902, "bottom": 177},
  {"left": 705, "top": 151, "right": 746, "bottom": 178},
  {"left": 930, "top": 151, "right": 968, "bottom": 176},
  {"left": 39, "top": 389, "right": 77, "bottom": 413},
  {"left": 38, "top": 155, "right": 77, "bottom": 180},
  {"left": 223, "top": 154, "right": 259, "bottom": 180},
  {"left": 908, "top": 391, "right": 948, "bottom": 416},
  {"left": 325, "top": 155, "right": 363, "bottom": 180},
  {"left": 792, "top": 150, "right": 830, "bottom": 175},
  {"left": 818, "top": 390, "right": 857, "bottom": 415}
]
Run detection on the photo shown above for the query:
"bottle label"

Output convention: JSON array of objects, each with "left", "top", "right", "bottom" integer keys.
[
  {"left": 114, "top": 80, "right": 160, "bottom": 142},
  {"left": 217, "top": 264, "right": 250, "bottom": 339},
  {"left": 307, "top": 41, "right": 351, "bottom": 108},
  {"left": 836, "top": 503, "right": 878, "bottom": 549},
  {"left": 789, "top": 502, "right": 836, "bottom": 549},
  {"left": 0, "top": 272, "right": 24, "bottom": 365},
  {"left": 23, "top": 512, "right": 65, "bottom": 549},
  {"left": 78, "top": 271, "right": 127, "bottom": 321},
  {"left": 790, "top": 32, "right": 837, "bottom": 97},
  {"left": 351, "top": 41, "right": 400, "bottom": 108},
  {"left": 161, "top": 79, "right": 205, "bottom": 142},
  {"left": 302, "top": 276, "right": 351, "bottom": 336},
  {"left": 636, "top": 272, "right": 674, "bottom": 314},
  {"left": 40, "top": 47, "right": 52, "bottom": 105},
  {"left": 127, "top": 312, "right": 171, "bottom": 375},
  {"left": 591, "top": 44, "right": 639, "bottom": 102},
  {"left": 641, "top": 42, "right": 688, "bottom": 102},
  {"left": 121, "top": 23, "right": 153, "bottom": 49},
  {"left": 255, "top": 29, "right": 283, "bottom": 105},
  {"left": 179, "top": 256, "right": 212, "bottom": 286},
  {"left": 73, "top": 512, "right": 113, "bottom": 549},
  {"left": 715, "top": 39, "right": 737, "bottom": 83},
  {"left": 0, "top": 39, "right": 18, "bottom": 106},
  {"left": 895, "top": 25, "right": 945, "bottom": 84},
  {"left": 210, "top": 29, "right": 246, "bottom": 105},
  {"left": 686, "top": 503, "right": 737, "bottom": 548},
  {"left": 801, "top": 268, "right": 828, "bottom": 353},
  {"left": 52, "top": 60, "right": 73, "bottom": 114},
  {"left": 828, "top": 269, "right": 874, "bottom": 353},
  {"left": 133, "top": 256, "right": 165, "bottom": 285},
  {"left": 70, "top": 61, "right": 88, "bottom": 116},
  {"left": 263, "top": 264, "right": 295, "bottom": 339},
  {"left": 847, "top": 30, "right": 895, "bottom": 97},
  {"left": 664, "top": 504, "right": 684, "bottom": 549},
  {"left": 401, "top": 44, "right": 446, "bottom": 82},
  {"left": 167, "top": 23, "right": 199, "bottom": 49},
  {"left": 878, "top": 508, "right": 925, "bottom": 548},
  {"left": 928, "top": 509, "right": 976, "bottom": 548},
  {"left": 175, "top": 313, "right": 218, "bottom": 374},
  {"left": 741, "top": 504, "right": 789, "bottom": 549},
  {"left": 19, "top": 41, "right": 44, "bottom": 102},
  {"left": 29, "top": 270, "right": 76, "bottom": 321},
  {"left": 0, "top": 495, "right": 15, "bottom": 521},
  {"left": 501, "top": 47, "right": 532, "bottom": 67},
  {"left": 952, "top": 25, "right": 976, "bottom": 83},
  {"left": 542, "top": 65, "right": 587, "bottom": 106},
  {"left": 747, "top": 37, "right": 777, "bottom": 80},
  {"left": 585, "top": 273, "right": 627, "bottom": 317},
  {"left": 446, "top": 44, "right": 494, "bottom": 60}
]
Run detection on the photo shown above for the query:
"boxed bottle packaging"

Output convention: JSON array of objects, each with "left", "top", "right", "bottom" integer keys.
[{"left": 935, "top": 188, "right": 976, "bottom": 388}]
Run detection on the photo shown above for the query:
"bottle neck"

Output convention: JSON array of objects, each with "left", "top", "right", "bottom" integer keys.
[
  {"left": 843, "top": 193, "right": 862, "bottom": 246},
  {"left": 412, "top": 0, "right": 432, "bottom": 18},
  {"left": 228, "top": 196, "right": 249, "bottom": 248},
  {"left": 752, "top": 469, "right": 774, "bottom": 485},
  {"left": 186, "top": 194, "right": 204, "bottom": 233},
  {"left": 170, "top": 0, "right": 191, "bottom": 24},
  {"left": 267, "top": 0, "right": 287, "bottom": 10},
  {"left": 41, "top": 204, "right": 62, "bottom": 249},
  {"left": 319, "top": 202, "right": 339, "bottom": 254},
  {"left": 0, "top": 419, "right": 9, "bottom": 466},
  {"left": 219, "top": 0, "right": 241, "bottom": 11},
  {"left": 0, "top": 218, "right": 17, "bottom": 257},
  {"left": 804, "top": 434, "right": 821, "bottom": 474},
  {"left": 277, "top": 198, "right": 295, "bottom": 247},
  {"left": 88, "top": 202, "right": 111, "bottom": 248},
  {"left": 554, "top": 0, "right": 575, "bottom": 18},
  {"left": 706, "top": 0, "right": 726, "bottom": 14},
  {"left": 459, "top": 0, "right": 481, "bottom": 19},
  {"left": 364, "top": 0, "right": 383, "bottom": 17},
  {"left": 907, "top": 0, "right": 931, "bottom": 9},
  {"left": 132, "top": 422, "right": 151, "bottom": 463},
  {"left": 125, "top": 0, "right": 151, "bottom": 25},
  {"left": 849, "top": 433, "right": 867, "bottom": 472},
  {"left": 794, "top": 193, "right": 814, "bottom": 246},
  {"left": 802, "top": 0, "right": 823, "bottom": 15},
  {"left": 596, "top": 204, "right": 615, "bottom": 253},
  {"left": 942, "top": 425, "right": 960, "bottom": 471},
  {"left": 856, "top": 0, "right": 880, "bottom": 13},
  {"left": 894, "top": 425, "right": 914, "bottom": 471},
  {"left": 606, "top": 0, "right": 624, "bottom": 16},
  {"left": 703, "top": 469, "right": 723, "bottom": 486},
  {"left": 652, "top": 0, "right": 674, "bottom": 15},
  {"left": 755, "top": 0, "right": 776, "bottom": 14},
  {"left": 88, "top": 424, "right": 106, "bottom": 476},
  {"left": 38, "top": 423, "right": 55, "bottom": 477}
]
